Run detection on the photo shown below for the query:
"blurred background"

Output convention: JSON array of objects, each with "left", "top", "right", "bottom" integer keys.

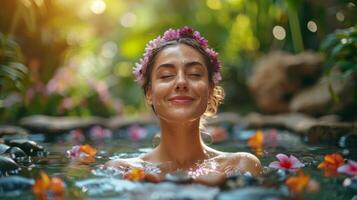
[{"left": 1, "top": 0, "right": 356, "bottom": 123}]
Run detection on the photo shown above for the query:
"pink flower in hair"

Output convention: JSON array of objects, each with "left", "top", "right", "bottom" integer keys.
[
  {"left": 269, "top": 153, "right": 305, "bottom": 172},
  {"left": 133, "top": 26, "right": 222, "bottom": 86}
]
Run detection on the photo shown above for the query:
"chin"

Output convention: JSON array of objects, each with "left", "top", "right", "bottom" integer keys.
[{"left": 160, "top": 111, "right": 203, "bottom": 123}]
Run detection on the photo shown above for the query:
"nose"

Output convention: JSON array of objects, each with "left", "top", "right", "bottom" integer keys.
[{"left": 175, "top": 71, "right": 188, "bottom": 91}]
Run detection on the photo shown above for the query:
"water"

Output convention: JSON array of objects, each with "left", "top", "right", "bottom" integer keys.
[{"left": 0, "top": 124, "right": 356, "bottom": 199}]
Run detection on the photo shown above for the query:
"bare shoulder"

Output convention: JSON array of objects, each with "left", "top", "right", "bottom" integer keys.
[{"left": 221, "top": 152, "right": 262, "bottom": 176}]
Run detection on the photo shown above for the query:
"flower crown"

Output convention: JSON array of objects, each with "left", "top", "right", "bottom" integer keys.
[{"left": 133, "top": 26, "right": 222, "bottom": 86}]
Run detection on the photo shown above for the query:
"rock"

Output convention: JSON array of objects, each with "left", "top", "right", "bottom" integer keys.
[
  {"left": 248, "top": 51, "right": 323, "bottom": 113},
  {"left": 217, "top": 187, "right": 286, "bottom": 200},
  {"left": 106, "top": 115, "right": 158, "bottom": 129},
  {"left": 339, "top": 134, "right": 357, "bottom": 148},
  {"left": 0, "top": 126, "right": 28, "bottom": 137},
  {"left": 0, "top": 176, "right": 34, "bottom": 195},
  {"left": 6, "top": 147, "right": 27, "bottom": 161},
  {"left": 0, "top": 156, "right": 20, "bottom": 176},
  {"left": 307, "top": 122, "right": 357, "bottom": 144},
  {"left": 0, "top": 144, "right": 10, "bottom": 154},
  {"left": 19, "top": 115, "right": 105, "bottom": 133},
  {"left": 206, "top": 112, "right": 241, "bottom": 126},
  {"left": 242, "top": 112, "right": 318, "bottom": 133},
  {"left": 5, "top": 139, "right": 46, "bottom": 156},
  {"left": 290, "top": 70, "right": 349, "bottom": 114}
]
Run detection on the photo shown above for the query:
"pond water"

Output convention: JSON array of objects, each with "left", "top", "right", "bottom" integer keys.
[{"left": 0, "top": 123, "right": 356, "bottom": 200}]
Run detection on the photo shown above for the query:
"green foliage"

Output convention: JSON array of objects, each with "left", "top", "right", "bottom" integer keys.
[
  {"left": 0, "top": 33, "right": 27, "bottom": 107},
  {"left": 321, "top": 26, "right": 357, "bottom": 75},
  {"left": 321, "top": 26, "right": 357, "bottom": 104}
]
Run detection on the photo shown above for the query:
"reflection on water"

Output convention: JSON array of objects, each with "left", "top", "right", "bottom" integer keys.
[{"left": 0, "top": 126, "right": 356, "bottom": 199}]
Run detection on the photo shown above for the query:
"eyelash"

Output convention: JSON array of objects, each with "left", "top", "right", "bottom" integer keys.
[{"left": 160, "top": 73, "right": 202, "bottom": 79}]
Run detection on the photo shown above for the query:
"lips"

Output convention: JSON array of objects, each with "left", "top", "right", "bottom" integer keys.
[{"left": 168, "top": 96, "right": 194, "bottom": 104}]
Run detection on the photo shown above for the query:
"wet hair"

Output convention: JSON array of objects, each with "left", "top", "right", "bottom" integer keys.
[{"left": 141, "top": 37, "right": 224, "bottom": 117}]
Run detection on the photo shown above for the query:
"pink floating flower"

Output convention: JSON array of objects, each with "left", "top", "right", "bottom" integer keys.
[
  {"left": 269, "top": 153, "right": 305, "bottom": 172},
  {"left": 338, "top": 160, "right": 357, "bottom": 176},
  {"left": 66, "top": 145, "right": 81, "bottom": 157}
]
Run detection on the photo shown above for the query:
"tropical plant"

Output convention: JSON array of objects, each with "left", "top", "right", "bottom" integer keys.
[
  {"left": 0, "top": 33, "right": 27, "bottom": 107},
  {"left": 320, "top": 25, "right": 357, "bottom": 104}
]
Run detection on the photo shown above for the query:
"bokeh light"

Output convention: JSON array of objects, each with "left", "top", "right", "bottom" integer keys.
[
  {"left": 90, "top": 0, "right": 106, "bottom": 15},
  {"left": 336, "top": 11, "right": 345, "bottom": 22},
  {"left": 307, "top": 20, "right": 317, "bottom": 32},
  {"left": 272, "top": 25, "right": 286, "bottom": 40},
  {"left": 120, "top": 12, "right": 137, "bottom": 28},
  {"left": 206, "top": 0, "right": 222, "bottom": 10}
]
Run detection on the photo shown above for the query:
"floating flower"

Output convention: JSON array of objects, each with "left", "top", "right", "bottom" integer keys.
[
  {"left": 269, "top": 153, "right": 305, "bottom": 172},
  {"left": 66, "top": 144, "right": 97, "bottom": 164},
  {"left": 318, "top": 153, "right": 344, "bottom": 177},
  {"left": 248, "top": 130, "right": 264, "bottom": 148},
  {"left": 32, "top": 171, "right": 65, "bottom": 200},
  {"left": 123, "top": 168, "right": 146, "bottom": 181},
  {"left": 337, "top": 160, "right": 357, "bottom": 176},
  {"left": 285, "top": 170, "right": 319, "bottom": 194}
]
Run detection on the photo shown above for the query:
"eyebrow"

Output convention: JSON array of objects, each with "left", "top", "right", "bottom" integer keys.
[{"left": 155, "top": 61, "right": 205, "bottom": 72}]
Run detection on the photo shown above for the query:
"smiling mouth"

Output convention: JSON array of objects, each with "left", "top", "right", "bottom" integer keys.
[{"left": 169, "top": 96, "right": 194, "bottom": 104}]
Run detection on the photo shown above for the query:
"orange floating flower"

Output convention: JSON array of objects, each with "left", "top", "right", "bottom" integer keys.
[
  {"left": 285, "top": 170, "right": 320, "bottom": 195},
  {"left": 248, "top": 130, "right": 264, "bottom": 156},
  {"left": 32, "top": 171, "right": 65, "bottom": 200},
  {"left": 318, "top": 153, "right": 344, "bottom": 177},
  {"left": 248, "top": 130, "right": 264, "bottom": 148},
  {"left": 123, "top": 168, "right": 146, "bottom": 181},
  {"left": 285, "top": 170, "right": 310, "bottom": 193},
  {"left": 79, "top": 144, "right": 97, "bottom": 157},
  {"left": 66, "top": 144, "right": 97, "bottom": 164}
]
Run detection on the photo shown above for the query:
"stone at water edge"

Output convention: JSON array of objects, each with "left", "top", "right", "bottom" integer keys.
[
  {"left": 0, "top": 176, "right": 34, "bottom": 194},
  {"left": 5, "top": 139, "right": 46, "bottom": 156},
  {"left": 6, "top": 147, "right": 27, "bottom": 161},
  {"left": 0, "top": 144, "right": 10, "bottom": 155},
  {"left": 0, "top": 156, "right": 20, "bottom": 176}
]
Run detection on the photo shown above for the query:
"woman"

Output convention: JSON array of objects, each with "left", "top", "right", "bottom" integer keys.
[{"left": 107, "top": 27, "right": 261, "bottom": 185}]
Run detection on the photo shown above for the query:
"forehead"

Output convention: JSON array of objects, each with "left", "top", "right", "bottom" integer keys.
[{"left": 154, "top": 44, "right": 205, "bottom": 65}]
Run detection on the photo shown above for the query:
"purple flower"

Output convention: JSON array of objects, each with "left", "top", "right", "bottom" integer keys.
[
  {"left": 269, "top": 153, "right": 305, "bottom": 172},
  {"left": 66, "top": 145, "right": 81, "bottom": 157},
  {"left": 338, "top": 160, "right": 357, "bottom": 176},
  {"left": 133, "top": 27, "right": 222, "bottom": 86}
]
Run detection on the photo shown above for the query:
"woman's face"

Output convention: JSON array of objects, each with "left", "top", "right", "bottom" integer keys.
[{"left": 146, "top": 44, "right": 212, "bottom": 123}]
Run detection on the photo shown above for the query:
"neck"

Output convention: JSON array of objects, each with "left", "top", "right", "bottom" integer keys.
[{"left": 157, "top": 118, "right": 207, "bottom": 168}]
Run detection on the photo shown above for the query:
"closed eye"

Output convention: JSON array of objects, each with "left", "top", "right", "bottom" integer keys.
[
  {"left": 160, "top": 75, "right": 174, "bottom": 79},
  {"left": 189, "top": 74, "right": 202, "bottom": 77}
]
